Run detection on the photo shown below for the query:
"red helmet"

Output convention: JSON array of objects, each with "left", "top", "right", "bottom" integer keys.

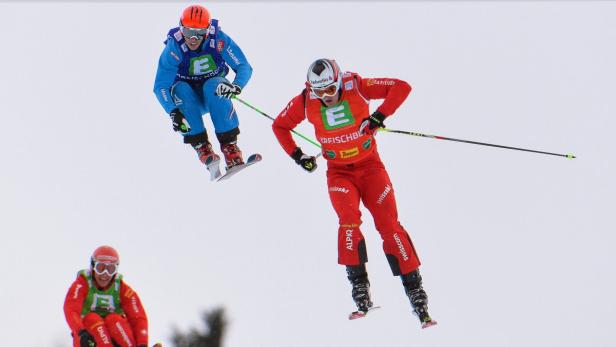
[
  {"left": 180, "top": 5, "right": 211, "bottom": 29},
  {"left": 91, "top": 245, "right": 120, "bottom": 265}
]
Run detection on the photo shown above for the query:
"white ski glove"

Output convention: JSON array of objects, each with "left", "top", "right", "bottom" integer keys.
[{"left": 215, "top": 81, "right": 242, "bottom": 99}]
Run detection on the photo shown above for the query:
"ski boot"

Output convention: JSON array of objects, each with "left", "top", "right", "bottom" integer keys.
[
  {"left": 195, "top": 142, "right": 219, "bottom": 165},
  {"left": 221, "top": 141, "right": 244, "bottom": 169},
  {"left": 347, "top": 265, "right": 376, "bottom": 319},
  {"left": 352, "top": 278, "right": 373, "bottom": 312},
  {"left": 402, "top": 269, "right": 437, "bottom": 328}
]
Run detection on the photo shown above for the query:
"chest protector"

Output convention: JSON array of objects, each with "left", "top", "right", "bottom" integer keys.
[
  {"left": 166, "top": 19, "right": 229, "bottom": 86},
  {"left": 79, "top": 269, "right": 124, "bottom": 317},
  {"left": 305, "top": 72, "right": 376, "bottom": 164}
]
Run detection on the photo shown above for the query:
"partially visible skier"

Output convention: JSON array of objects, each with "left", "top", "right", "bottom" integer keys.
[
  {"left": 154, "top": 4, "right": 253, "bottom": 177},
  {"left": 64, "top": 245, "right": 150, "bottom": 346},
  {"left": 272, "top": 58, "right": 436, "bottom": 327}
]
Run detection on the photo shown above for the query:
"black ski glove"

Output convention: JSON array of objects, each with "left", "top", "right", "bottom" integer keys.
[
  {"left": 170, "top": 108, "right": 191, "bottom": 134},
  {"left": 215, "top": 81, "right": 242, "bottom": 99},
  {"left": 359, "top": 111, "right": 386, "bottom": 135},
  {"left": 78, "top": 329, "right": 96, "bottom": 347},
  {"left": 291, "top": 147, "right": 317, "bottom": 173}
]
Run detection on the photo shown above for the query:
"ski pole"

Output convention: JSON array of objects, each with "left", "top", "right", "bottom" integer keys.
[
  {"left": 232, "top": 95, "right": 322, "bottom": 150},
  {"left": 379, "top": 128, "right": 576, "bottom": 159}
]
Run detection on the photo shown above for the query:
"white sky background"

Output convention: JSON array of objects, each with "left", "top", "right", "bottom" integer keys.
[{"left": 0, "top": 1, "right": 614, "bottom": 347}]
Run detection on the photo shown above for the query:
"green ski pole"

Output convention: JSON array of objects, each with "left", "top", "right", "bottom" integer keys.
[{"left": 232, "top": 95, "right": 322, "bottom": 150}]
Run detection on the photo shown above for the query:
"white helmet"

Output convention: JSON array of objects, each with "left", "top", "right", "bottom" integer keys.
[{"left": 307, "top": 59, "right": 342, "bottom": 96}]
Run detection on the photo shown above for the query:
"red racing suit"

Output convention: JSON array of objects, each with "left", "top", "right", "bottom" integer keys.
[
  {"left": 64, "top": 269, "right": 149, "bottom": 347},
  {"left": 272, "top": 72, "right": 421, "bottom": 276}
]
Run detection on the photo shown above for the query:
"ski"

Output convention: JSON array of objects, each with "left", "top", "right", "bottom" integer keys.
[
  {"left": 348, "top": 306, "right": 381, "bottom": 320},
  {"left": 421, "top": 319, "right": 438, "bottom": 329},
  {"left": 217, "top": 153, "right": 262, "bottom": 182},
  {"left": 418, "top": 312, "right": 437, "bottom": 329},
  {"left": 205, "top": 155, "right": 222, "bottom": 181}
]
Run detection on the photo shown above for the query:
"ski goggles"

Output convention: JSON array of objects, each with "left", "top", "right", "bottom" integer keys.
[
  {"left": 180, "top": 26, "right": 209, "bottom": 40},
  {"left": 92, "top": 261, "right": 118, "bottom": 276},
  {"left": 311, "top": 83, "right": 339, "bottom": 98}
]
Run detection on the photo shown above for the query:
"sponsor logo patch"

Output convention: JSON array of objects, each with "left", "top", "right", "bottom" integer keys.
[
  {"left": 367, "top": 78, "right": 395, "bottom": 87},
  {"left": 345, "top": 229, "right": 354, "bottom": 251},
  {"left": 131, "top": 295, "right": 140, "bottom": 313},
  {"left": 96, "top": 325, "right": 111, "bottom": 344},
  {"left": 362, "top": 138, "right": 372, "bottom": 150},
  {"left": 310, "top": 76, "right": 333, "bottom": 86},
  {"left": 393, "top": 233, "right": 409, "bottom": 261},
  {"left": 92, "top": 293, "right": 116, "bottom": 312},
  {"left": 73, "top": 284, "right": 82, "bottom": 299},
  {"left": 340, "top": 147, "right": 359, "bottom": 159},
  {"left": 217, "top": 40, "right": 225, "bottom": 53},
  {"left": 173, "top": 30, "right": 183, "bottom": 41},
  {"left": 280, "top": 101, "right": 293, "bottom": 118},
  {"left": 169, "top": 51, "right": 180, "bottom": 61},
  {"left": 321, "top": 100, "right": 355, "bottom": 130},
  {"left": 344, "top": 80, "right": 353, "bottom": 91},
  {"left": 329, "top": 186, "right": 349, "bottom": 194},
  {"left": 189, "top": 54, "right": 217, "bottom": 75},
  {"left": 116, "top": 322, "right": 132, "bottom": 345},
  {"left": 376, "top": 184, "right": 392, "bottom": 204},
  {"left": 226, "top": 46, "right": 240, "bottom": 65},
  {"left": 319, "top": 131, "right": 361, "bottom": 145}
]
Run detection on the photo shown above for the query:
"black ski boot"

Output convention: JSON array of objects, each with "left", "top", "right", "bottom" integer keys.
[
  {"left": 401, "top": 269, "right": 437, "bottom": 328},
  {"left": 347, "top": 265, "right": 373, "bottom": 313}
]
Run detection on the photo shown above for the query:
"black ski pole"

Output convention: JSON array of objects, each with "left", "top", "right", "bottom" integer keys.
[{"left": 380, "top": 128, "right": 576, "bottom": 159}]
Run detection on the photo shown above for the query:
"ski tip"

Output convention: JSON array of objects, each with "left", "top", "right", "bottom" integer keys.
[
  {"left": 348, "top": 306, "right": 381, "bottom": 320},
  {"left": 208, "top": 170, "right": 222, "bottom": 181},
  {"left": 248, "top": 153, "right": 263, "bottom": 162},
  {"left": 421, "top": 320, "right": 438, "bottom": 329},
  {"left": 348, "top": 311, "right": 367, "bottom": 320}
]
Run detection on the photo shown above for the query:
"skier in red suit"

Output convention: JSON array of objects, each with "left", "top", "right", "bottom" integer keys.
[
  {"left": 272, "top": 58, "right": 436, "bottom": 327},
  {"left": 64, "top": 245, "right": 150, "bottom": 346}
]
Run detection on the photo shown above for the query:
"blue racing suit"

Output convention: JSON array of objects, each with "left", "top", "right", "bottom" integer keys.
[{"left": 153, "top": 19, "right": 252, "bottom": 142}]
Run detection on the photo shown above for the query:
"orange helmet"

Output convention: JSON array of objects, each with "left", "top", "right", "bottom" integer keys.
[
  {"left": 91, "top": 245, "right": 120, "bottom": 265},
  {"left": 180, "top": 5, "right": 211, "bottom": 29}
]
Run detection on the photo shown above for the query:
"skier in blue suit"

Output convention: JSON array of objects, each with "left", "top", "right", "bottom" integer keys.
[{"left": 154, "top": 4, "right": 252, "bottom": 173}]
